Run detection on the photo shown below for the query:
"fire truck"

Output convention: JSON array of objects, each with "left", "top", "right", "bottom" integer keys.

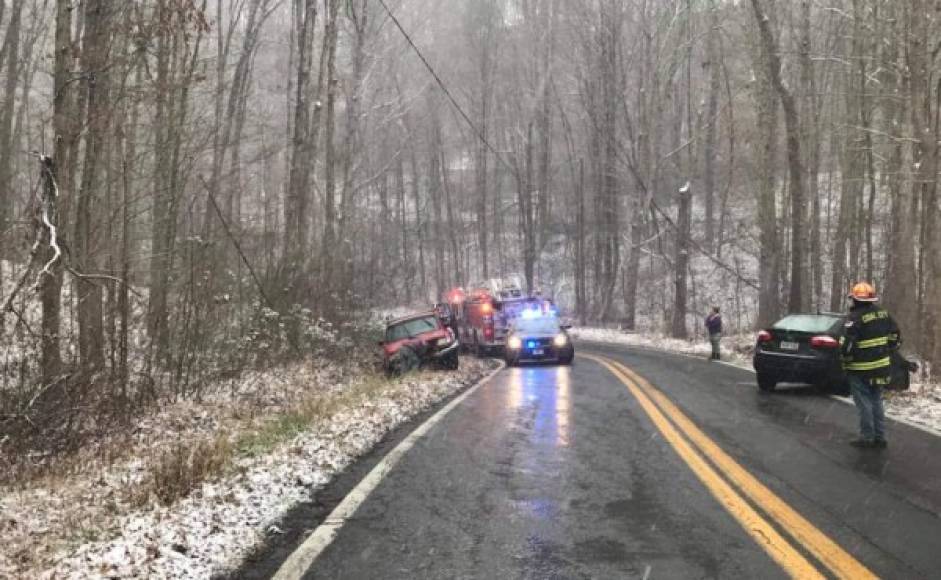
[{"left": 444, "top": 281, "right": 545, "bottom": 357}]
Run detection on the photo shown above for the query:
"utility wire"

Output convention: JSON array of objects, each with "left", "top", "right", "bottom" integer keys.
[
  {"left": 648, "top": 198, "right": 760, "bottom": 290},
  {"left": 201, "top": 178, "right": 274, "bottom": 311},
  {"left": 378, "top": 0, "right": 757, "bottom": 296},
  {"left": 199, "top": 176, "right": 303, "bottom": 354},
  {"left": 378, "top": 0, "right": 514, "bottom": 172}
]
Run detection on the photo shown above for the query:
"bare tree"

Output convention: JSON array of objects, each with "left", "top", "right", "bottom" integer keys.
[
  {"left": 751, "top": 0, "right": 805, "bottom": 314},
  {"left": 0, "top": 0, "right": 24, "bottom": 280},
  {"left": 906, "top": 0, "right": 941, "bottom": 362},
  {"left": 284, "top": 0, "right": 319, "bottom": 278}
]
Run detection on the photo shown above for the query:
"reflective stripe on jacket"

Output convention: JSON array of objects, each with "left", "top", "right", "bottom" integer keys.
[{"left": 841, "top": 304, "right": 900, "bottom": 384}]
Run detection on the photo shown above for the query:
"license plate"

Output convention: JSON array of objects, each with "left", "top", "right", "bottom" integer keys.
[
  {"left": 533, "top": 348, "right": 544, "bottom": 356},
  {"left": 779, "top": 341, "right": 799, "bottom": 351}
]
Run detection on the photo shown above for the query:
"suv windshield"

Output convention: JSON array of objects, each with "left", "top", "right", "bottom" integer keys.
[
  {"left": 386, "top": 316, "right": 439, "bottom": 341},
  {"left": 772, "top": 314, "right": 842, "bottom": 334},
  {"left": 512, "top": 316, "right": 561, "bottom": 336}
]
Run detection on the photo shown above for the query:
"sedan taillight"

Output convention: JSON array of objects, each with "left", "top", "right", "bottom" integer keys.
[
  {"left": 757, "top": 330, "right": 772, "bottom": 343},
  {"left": 810, "top": 335, "right": 840, "bottom": 349}
]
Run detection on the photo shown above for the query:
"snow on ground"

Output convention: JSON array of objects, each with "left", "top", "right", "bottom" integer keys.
[
  {"left": 572, "top": 326, "right": 756, "bottom": 368},
  {"left": 883, "top": 383, "right": 941, "bottom": 434},
  {"left": 0, "top": 357, "right": 497, "bottom": 579},
  {"left": 572, "top": 326, "right": 941, "bottom": 436}
]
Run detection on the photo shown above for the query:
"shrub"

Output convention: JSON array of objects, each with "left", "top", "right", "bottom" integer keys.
[{"left": 136, "top": 434, "right": 233, "bottom": 507}]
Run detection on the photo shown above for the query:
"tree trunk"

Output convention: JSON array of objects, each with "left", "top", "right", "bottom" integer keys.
[
  {"left": 829, "top": 4, "right": 866, "bottom": 312},
  {"left": 148, "top": 0, "right": 174, "bottom": 361},
  {"left": 624, "top": 198, "right": 642, "bottom": 330},
  {"left": 907, "top": 0, "right": 941, "bottom": 363},
  {"left": 576, "top": 159, "right": 587, "bottom": 325},
  {"left": 515, "top": 123, "right": 537, "bottom": 295},
  {"left": 750, "top": 9, "right": 780, "bottom": 327},
  {"left": 428, "top": 112, "right": 446, "bottom": 298},
  {"left": 672, "top": 186, "right": 691, "bottom": 339},
  {"left": 536, "top": 0, "right": 556, "bottom": 255},
  {"left": 285, "top": 0, "right": 318, "bottom": 272},
  {"left": 0, "top": 0, "right": 23, "bottom": 272},
  {"left": 74, "top": 0, "right": 113, "bottom": 371},
  {"left": 799, "top": 0, "right": 820, "bottom": 309},
  {"left": 320, "top": 0, "right": 340, "bottom": 298},
  {"left": 441, "top": 149, "right": 463, "bottom": 286},
  {"left": 338, "top": 0, "right": 369, "bottom": 297},
  {"left": 396, "top": 155, "right": 412, "bottom": 304},
  {"left": 702, "top": 0, "right": 720, "bottom": 254},
  {"left": 881, "top": 1, "right": 917, "bottom": 347},
  {"left": 750, "top": 0, "right": 804, "bottom": 314},
  {"left": 596, "top": 1, "right": 621, "bottom": 321},
  {"left": 41, "top": 0, "right": 78, "bottom": 380}
]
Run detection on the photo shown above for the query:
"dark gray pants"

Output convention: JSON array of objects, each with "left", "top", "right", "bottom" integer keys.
[
  {"left": 849, "top": 374, "right": 885, "bottom": 441},
  {"left": 709, "top": 333, "right": 721, "bottom": 359}
]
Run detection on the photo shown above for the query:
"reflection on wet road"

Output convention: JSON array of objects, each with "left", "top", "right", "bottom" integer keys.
[
  {"left": 292, "top": 346, "right": 941, "bottom": 580},
  {"left": 501, "top": 366, "right": 571, "bottom": 448}
]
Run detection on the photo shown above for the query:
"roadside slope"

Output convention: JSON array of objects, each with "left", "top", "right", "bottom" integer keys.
[{"left": 1, "top": 358, "right": 496, "bottom": 579}]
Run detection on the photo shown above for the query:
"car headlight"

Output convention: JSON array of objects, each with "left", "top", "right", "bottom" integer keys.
[
  {"left": 436, "top": 337, "right": 452, "bottom": 347},
  {"left": 553, "top": 334, "right": 568, "bottom": 347},
  {"left": 508, "top": 336, "right": 522, "bottom": 350}
]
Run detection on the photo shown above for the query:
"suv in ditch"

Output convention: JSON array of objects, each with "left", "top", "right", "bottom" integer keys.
[{"left": 380, "top": 311, "right": 460, "bottom": 376}]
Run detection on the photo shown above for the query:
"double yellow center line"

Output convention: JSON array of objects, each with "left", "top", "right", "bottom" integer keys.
[{"left": 583, "top": 354, "right": 876, "bottom": 580}]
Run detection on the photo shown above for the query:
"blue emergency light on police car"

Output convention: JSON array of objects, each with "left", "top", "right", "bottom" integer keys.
[{"left": 521, "top": 308, "right": 541, "bottom": 319}]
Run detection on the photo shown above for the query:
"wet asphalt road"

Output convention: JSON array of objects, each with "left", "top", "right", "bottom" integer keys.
[{"left": 282, "top": 344, "right": 941, "bottom": 579}]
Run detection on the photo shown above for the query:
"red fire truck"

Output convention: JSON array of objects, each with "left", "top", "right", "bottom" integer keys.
[{"left": 445, "top": 283, "right": 535, "bottom": 357}]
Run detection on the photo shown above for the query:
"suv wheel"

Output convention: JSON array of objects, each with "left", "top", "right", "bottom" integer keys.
[
  {"left": 757, "top": 373, "right": 777, "bottom": 392},
  {"left": 475, "top": 336, "right": 487, "bottom": 358},
  {"left": 442, "top": 349, "right": 459, "bottom": 370}
]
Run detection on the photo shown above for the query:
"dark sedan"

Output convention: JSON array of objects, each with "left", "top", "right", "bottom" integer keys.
[
  {"left": 505, "top": 313, "right": 574, "bottom": 366},
  {"left": 753, "top": 313, "right": 849, "bottom": 394}
]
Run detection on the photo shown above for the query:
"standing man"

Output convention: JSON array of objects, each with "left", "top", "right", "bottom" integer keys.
[
  {"left": 842, "top": 282, "right": 900, "bottom": 449},
  {"left": 705, "top": 306, "right": 722, "bottom": 361}
]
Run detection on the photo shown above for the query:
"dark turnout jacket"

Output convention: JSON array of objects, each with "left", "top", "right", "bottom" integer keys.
[{"left": 841, "top": 302, "right": 900, "bottom": 386}]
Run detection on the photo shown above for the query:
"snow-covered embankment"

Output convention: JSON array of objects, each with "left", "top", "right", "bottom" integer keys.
[{"left": 1, "top": 357, "right": 497, "bottom": 579}]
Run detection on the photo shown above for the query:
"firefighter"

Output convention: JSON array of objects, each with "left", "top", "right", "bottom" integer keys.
[{"left": 841, "top": 282, "right": 900, "bottom": 449}]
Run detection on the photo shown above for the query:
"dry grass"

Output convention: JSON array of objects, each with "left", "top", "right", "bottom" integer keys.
[
  {"left": 236, "top": 374, "right": 390, "bottom": 458},
  {"left": 134, "top": 434, "right": 233, "bottom": 507},
  {"left": 131, "top": 373, "right": 399, "bottom": 508},
  {"left": 1, "top": 357, "right": 496, "bottom": 579}
]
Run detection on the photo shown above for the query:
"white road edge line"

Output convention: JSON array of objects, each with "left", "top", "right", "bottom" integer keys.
[
  {"left": 581, "top": 339, "right": 941, "bottom": 439},
  {"left": 272, "top": 362, "right": 506, "bottom": 580}
]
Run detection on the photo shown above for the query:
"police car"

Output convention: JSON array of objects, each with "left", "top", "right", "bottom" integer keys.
[{"left": 504, "top": 305, "right": 574, "bottom": 366}]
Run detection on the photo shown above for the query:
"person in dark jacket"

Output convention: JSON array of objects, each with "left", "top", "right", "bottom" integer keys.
[
  {"left": 841, "top": 282, "right": 900, "bottom": 449},
  {"left": 705, "top": 306, "right": 722, "bottom": 361}
]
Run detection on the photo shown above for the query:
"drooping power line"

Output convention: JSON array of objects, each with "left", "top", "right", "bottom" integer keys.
[{"left": 377, "top": 0, "right": 514, "bottom": 173}]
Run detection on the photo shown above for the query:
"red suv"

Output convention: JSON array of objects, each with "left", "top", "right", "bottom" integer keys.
[{"left": 380, "top": 312, "right": 460, "bottom": 375}]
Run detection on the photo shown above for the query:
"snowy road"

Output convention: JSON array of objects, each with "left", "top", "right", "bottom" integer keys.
[{"left": 238, "top": 344, "right": 941, "bottom": 579}]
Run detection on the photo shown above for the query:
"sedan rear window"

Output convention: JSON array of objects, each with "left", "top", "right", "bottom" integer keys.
[{"left": 772, "top": 315, "right": 842, "bottom": 333}]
